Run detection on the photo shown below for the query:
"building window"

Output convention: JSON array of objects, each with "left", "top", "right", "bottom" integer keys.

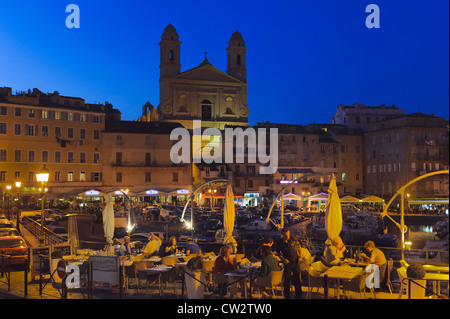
[
  {"left": 80, "top": 114, "right": 87, "bottom": 122},
  {"left": 116, "top": 135, "right": 123, "bottom": 145},
  {"left": 91, "top": 172, "right": 102, "bottom": 182},
  {"left": 41, "top": 110, "right": 49, "bottom": 119},
  {"left": 55, "top": 151, "right": 61, "bottom": 163},
  {"left": 68, "top": 171, "right": 74, "bottom": 182},
  {"left": 0, "top": 123, "right": 6, "bottom": 134},
  {"left": 116, "top": 172, "right": 122, "bottom": 183},
  {"left": 0, "top": 171, "right": 5, "bottom": 182},
  {"left": 68, "top": 128, "right": 74, "bottom": 139},
  {"left": 145, "top": 172, "right": 151, "bottom": 182},
  {"left": 42, "top": 125, "right": 49, "bottom": 136},
  {"left": 15, "top": 108, "right": 22, "bottom": 117},
  {"left": 93, "top": 130, "right": 100, "bottom": 140},
  {"left": 80, "top": 128, "right": 86, "bottom": 139},
  {"left": 116, "top": 152, "right": 122, "bottom": 166},
  {"left": 14, "top": 124, "right": 21, "bottom": 135},
  {"left": 0, "top": 106, "right": 7, "bottom": 115},
  {"left": 0, "top": 149, "right": 6, "bottom": 161},
  {"left": 145, "top": 136, "right": 151, "bottom": 145},
  {"left": 28, "top": 150, "right": 35, "bottom": 162},
  {"left": 42, "top": 151, "right": 48, "bottom": 162},
  {"left": 320, "top": 145, "right": 325, "bottom": 153},
  {"left": 94, "top": 153, "right": 100, "bottom": 163},
  {"left": 173, "top": 172, "right": 178, "bottom": 182},
  {"left": 201, "top": 100, "right": 212, "bottom": 120},
  {"left": 68, "top": 152, "right": 74, "bottom": 163},
  {"left": 14, "top": 150, "right": 21, "bottom": 162},
  {"left": 80, "top": 152, "right": 86, "bottom": 163},
  {"left": 25, "top": 124, "right": 38, "bottom": 136},
  {"left": 54, "top": 111, "right": 61, "bottom": 120},
  {"left": 80, "top": 171, "right": 86, "bottom": 182},
  {"left": 28, "top": 109, "right": 35, "bottom": 118},
  {"left": 55, "top": 126, "right": 61, "bottom": 137},
  {"left": 28, "top": 172, "right": 34, "bottom": 182},
  {"left": 145, "top": 153, "right": 151, "bottom": 166},
  {"left": 14, "top": 171, "right": 21, "bottom": 180},
  {"left": 55, "top": 171, "right": 61, "bottom": 182}
]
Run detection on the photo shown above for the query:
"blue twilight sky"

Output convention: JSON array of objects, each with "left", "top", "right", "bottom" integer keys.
[{"left": 0, "top": 0, "right": 448, "bottom": 125}]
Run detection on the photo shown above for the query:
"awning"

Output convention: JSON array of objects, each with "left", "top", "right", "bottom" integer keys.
[
  {"left": 77, "top": 189, "right": 106, "bottom": 197},
  {"left": 340, "top": 195, "right": 360, "bottom": 203},
  {"left": 168, "top": 189, "right": 191, "bottom": 196},
  {"left": 283, "top": 193, "right": 303, "bottom": 200},
  {"left": 408, "top": 198, "right": 449, "bottom": 205},
  {"left": 308, "top": 192, "right": 329, "bottom": 201},
  {"left": 361, "top": 195, "right": 385, "bottom": 203},
  {"left": 137, "top": 189, "right": 170, "bottom": 196}
]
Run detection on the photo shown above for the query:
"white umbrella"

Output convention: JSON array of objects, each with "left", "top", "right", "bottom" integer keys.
[
  {"left": 102, "top": 192, "right": 115, "bottom": 247},
  {"left": 325, "top": 175, "right": 342, "bottom": 241},
  {"left": 223, "top": 184, "right": 237, "bottom": 253}
]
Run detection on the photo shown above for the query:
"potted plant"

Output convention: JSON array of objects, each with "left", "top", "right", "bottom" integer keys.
[
  {"left": 406, "top": 263, "right": 427, "bottom": 299},
  {"left": 185, "top": 256, "right": 206, "bottom": 299}
]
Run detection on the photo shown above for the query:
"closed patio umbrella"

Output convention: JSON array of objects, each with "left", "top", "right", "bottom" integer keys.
[
  {"left": 223, "top": 184, "right": 237, "bottom": 253},
  {"left": 325, "top": 175, "right": 342, "bottom": 241},
  {"left": 102, "top": 192, "right": 115, "bottom": 248}
]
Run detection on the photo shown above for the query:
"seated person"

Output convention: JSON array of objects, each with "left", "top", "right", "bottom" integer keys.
[
  {"left": 185, "top": 238, "right": 202, "bottom": 255},
  {"left": 254, "top": 246, "right": 283, "bottom": 298},
  {"left": 361, "top": 240, "right": 388, "bottom": 289},
  {"left": 160, "top": 236, "right": 178, "bottom": 256},
  {"left": 213, "top": 245, "right": 244, "bottom": 297},
  {"left": 119, "top": 236, "right": 133, "bottom": 256},
  {"left": 143, "top": 233, "right": 162, "bottom": 258},
  {"left": 254, "top": 237, "right": 274, "bottom": 260},
  {"left": 323, "top": 236, "right": 346, "bottom": 265}
]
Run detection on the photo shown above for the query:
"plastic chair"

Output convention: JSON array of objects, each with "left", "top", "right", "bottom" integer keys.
[
  {"left": 123, "top": 260, "right": 147, "bottom": 290},
  {"left": 386, "top": 258, "right": 394, "bottom": 294},
  {"left": 311, "top": 260, "right": 330, "bottom": 274},
  {"left": 267, "top": 269, "right": 284, "bottom": 298},
  {"left": 201, "top": 258, "right": 216, "bottom": 290},
  {"left": 305, "top": 264, "right": 325, "bottom": 299},
  {"left": 397, "top": 267, "right": 408, "bottom": 299},
  {"left": 342, "top": 269, "right": 374, "bottom": 299},
  {"left": 161, "top": 266, "right": 182, "bottom": 298}
]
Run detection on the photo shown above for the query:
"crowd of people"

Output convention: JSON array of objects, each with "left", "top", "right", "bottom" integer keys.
[{"left": 104, "top": 226, "right": 391, "bottom": 299}]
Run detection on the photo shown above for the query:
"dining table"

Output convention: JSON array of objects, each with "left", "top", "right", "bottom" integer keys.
[
  {"left": 320, "top": 265, "right": 365, "bottom": 299},
  {"left": 139, "top": 264, "right": 173, "bottom": 295}
]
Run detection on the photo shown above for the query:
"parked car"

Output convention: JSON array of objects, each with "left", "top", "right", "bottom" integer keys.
[
  {"left": 0, "top": 228, "right": 20, "bottom": 237},
  {"left": 0, "top": 218, "right": 15, "bottom": 229},
  {"left": 239, "top": 219, "right": 272, "bottom": 231},
  {"left": 196, "top": 230, "right": 217, "bottom": 243},
  {"left": 0, "top": 236, "right": 28, "bottom": 265}
]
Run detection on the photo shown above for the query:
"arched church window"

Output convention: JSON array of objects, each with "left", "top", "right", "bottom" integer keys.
[
  {"left": 169, "top": 50, "right": 174, "bottom": 62},
  {"left": 201, "top": 99, "right": 212, "bottom": 120},
  {"left": 237, "top": 54, "right": 241, "bottom": 66}
]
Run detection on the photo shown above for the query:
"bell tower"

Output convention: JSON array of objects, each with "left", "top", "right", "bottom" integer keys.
[
  {"left": 159, "top": 23, "right": 181, "bottom": 79},
  {"left": 226, "top": 30, "right": 247, "bottom": 82}
]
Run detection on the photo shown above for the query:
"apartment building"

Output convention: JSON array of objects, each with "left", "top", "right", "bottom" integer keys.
[
  {"left": 0, "top": 87, "right": 120, "bottom": 198},
  {"left": 364, "top": 113, "right": 449, "bottom": 198}
]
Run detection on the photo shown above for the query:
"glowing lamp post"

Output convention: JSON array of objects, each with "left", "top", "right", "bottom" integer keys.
[
  {"left": 15, "top": 181, "right": 21, "bottom": 232},
  {"left": 36, "top": 165, "right": 50, "bottom": 246}
]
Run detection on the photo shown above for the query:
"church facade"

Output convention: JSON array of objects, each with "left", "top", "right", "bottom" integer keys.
[{"left": 139, "top": 24, "right": 250, "bottom": 130}]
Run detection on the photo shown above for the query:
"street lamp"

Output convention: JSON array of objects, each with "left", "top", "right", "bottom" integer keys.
[
  {"left": 15, "top": 181, "right": 21, "bottom": 232},
  {"left": 36, "top": 165, "right": 50, "bottom": 246},
  {"left": 6, "top": 185, "right": 12, "bottom": 220}
]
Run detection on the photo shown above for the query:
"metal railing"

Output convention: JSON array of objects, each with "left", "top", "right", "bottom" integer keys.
[{"left": 22, "top": 216, "right": 66, "bottom": 246}]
